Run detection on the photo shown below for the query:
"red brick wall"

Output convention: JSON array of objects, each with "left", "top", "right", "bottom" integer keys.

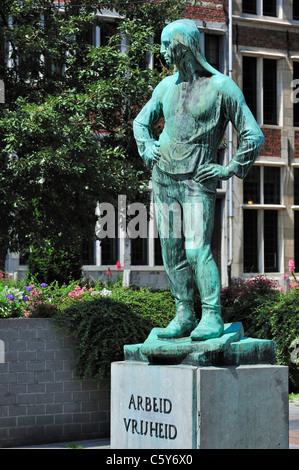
[
  {"left": 234, "top": 25, "right": 299, "bottom": 51},
  {"left": 260, "top": 128, "right": 281, "bottom": 157},
  {"left": 294, "top": 131, "right": 299, "bottom": 159},
  {"left": 184, "top": 1, "right": 227, "bottom": 23}
]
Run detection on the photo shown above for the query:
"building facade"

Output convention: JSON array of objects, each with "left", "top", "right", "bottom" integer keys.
[{"left": 7, "top": 1, "right": 299, "bottom": 288}]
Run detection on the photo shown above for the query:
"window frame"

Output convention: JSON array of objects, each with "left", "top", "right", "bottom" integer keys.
[
  {"left": 242, "top": 0, "right": 281, "bottom": 18},
  {"left": 242, "top": 163, "right": 285, "bottom": 274},
  {"left": 242, "top": 53, "right": 283, "bottom": 127}
]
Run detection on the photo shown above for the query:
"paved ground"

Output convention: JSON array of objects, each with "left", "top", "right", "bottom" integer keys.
[
  {"left": 10, "top": 398, "right": 299, "bottom": 449},
  {"left": 289, "top": 397, "right": 299, "bottom": 449}
]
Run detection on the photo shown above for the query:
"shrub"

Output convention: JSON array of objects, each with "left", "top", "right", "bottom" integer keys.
[
  {"left": 27, "top": 243, "right": 82, "bottom": 286},
  {"left": 110, "top": 286, "right": 176, "bottom": 328},
  {"left": 253, "top": 289, "right": 299, "bottom": 391},
  {"left": 220, "top": 276, "right": 279, "bottom": 337},
  {"left": 221, "top": 274, "right": 299, "bottom": 391},
  {"left": 53, "top": 296, "right": 159, "bottom": 380}
]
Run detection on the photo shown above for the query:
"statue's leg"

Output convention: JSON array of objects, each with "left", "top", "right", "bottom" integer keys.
[
  {"left": 182, "top": 187, "right": 224, "bottom": 341},
  {"left": 152, "top": 174, "right": 197, "bottom": 339}
]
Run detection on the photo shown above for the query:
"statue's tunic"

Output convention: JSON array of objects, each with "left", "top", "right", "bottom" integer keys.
[{"left": 133, "top": 72, "right": 264, "bottom": 193}]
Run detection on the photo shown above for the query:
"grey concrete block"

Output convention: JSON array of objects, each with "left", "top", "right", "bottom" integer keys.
[{"left": 111, "top": 362, "right": 289, "bottom": 449}]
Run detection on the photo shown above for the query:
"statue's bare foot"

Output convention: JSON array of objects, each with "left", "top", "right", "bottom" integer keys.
[
  {"left": 190, "top": 313, "right": 224, "bottom": 341},
  {"left": 158, "top": 315, "right": 197, "bottom": 339}
]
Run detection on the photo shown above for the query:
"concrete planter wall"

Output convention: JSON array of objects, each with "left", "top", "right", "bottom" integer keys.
[{"left": 0, "top": 318, "right": 110, "bottom": 448}]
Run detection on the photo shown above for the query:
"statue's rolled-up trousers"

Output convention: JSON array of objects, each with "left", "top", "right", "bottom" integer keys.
[{"left": 152, "top": 164, "right": 221, "bottom": 318}]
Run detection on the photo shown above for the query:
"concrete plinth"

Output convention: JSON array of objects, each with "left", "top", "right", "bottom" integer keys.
[{"left": 111, "top": 361, "right": 289, "bottom": 449}]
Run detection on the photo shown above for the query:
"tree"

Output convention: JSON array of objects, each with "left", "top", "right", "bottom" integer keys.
[{"left": 0, "top": 0, "right": 189, "bottom": 277}]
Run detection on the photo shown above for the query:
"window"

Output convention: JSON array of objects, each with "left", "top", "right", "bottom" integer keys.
[
  {"left": 264, "top": 210, "right": 278, "bottom": 272},
  {"left": 264, "top": 166, "right": 280, "bottom": 204},
  {"left": 293, "top": 62, "right": 299, "bottom": 127},
  {"left": 101, "top": 212, "right": 119, "bottom": 265},
  {"left": 294, "top": 168, "right": 299, "bottom": 270},
  {"left": 78, "top": 19, "right": 118, "bottom": 48},
  {"left": 243, "top": 210, "right": 258, "bottom": 272},
  {"left": 131, "top": 237, "right": 148, "bottom": 266},
  {"left": 242, "top": 0, "right": 257, "bottom": 14},
  {"left": 243, "top": 56, "right": 257, "bottom": 119},
  {"left": 82, "top": 237, "right": 96, "bottom": 265},
  {"left": 243, "top": 165, "right": 282, "bottom": 273},
  {"left": 242, "top": 0, "right": 277, "bottom": 16},
  {"left": 243, "top": 56, "right": 279, "bottom": 125},
  {"left": 243, "top": 165, "right": 260, "bottom": 204},
  {"left": 205, "top": 35, "right": 220, "bottom": 71},
  {"left": 263, "top": 59, "right": 277, "bottom": 125},
  {"left": 263, "top": 0, "right": 276, "bottom": 17},
  {"left": 154, "top": 236, "right": 163, "bottom": 266},
  {"left": 294, "top": 168, "right": 299, "bottom": 205},
  {"left": 101, "top": 236, "right": 119, "bottom": 265},
  {"left": 244, "top": 166, "right": 281, "bottom": 205},
  {"left": 295, "top": 212, "right": 299, "bottom": 270},
  {"left": 294, "top": 3, "right": 299, "bottom": 21}
]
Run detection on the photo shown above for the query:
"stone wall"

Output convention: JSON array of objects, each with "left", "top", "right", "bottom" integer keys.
[{"left": 0, "top": 318, "right": 110, "bottom": 448}]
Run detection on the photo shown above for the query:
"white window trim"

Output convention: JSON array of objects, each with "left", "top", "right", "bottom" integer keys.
[
  {"left": 239, "top": 0, "right": 283, "bottom": 20},
  {"left": 242, "top": 164, "right": 285, "bottom": 273},
  {"left": 242, "top": 50, "right": 285, "bottom": 126}
]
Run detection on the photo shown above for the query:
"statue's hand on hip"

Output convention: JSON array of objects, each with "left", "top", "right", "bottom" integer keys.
[
  {"left": 145, "top": 142, "right": 161, "bottom": 167},
  {"left": 194, "top": 164, "right": 233, "bottom": 183}
]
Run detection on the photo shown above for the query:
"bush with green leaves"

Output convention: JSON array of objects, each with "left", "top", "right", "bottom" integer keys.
[
  {"left": 220, "top": 275, "right": 279, "bottom": 337},
  {"left": 27, "top": 243, "right": 82, "bottom": 286},
  {"left": 53, "top": 292, "right": 175, "bottom": 380},
  {"left": 221, "top": 275, "right": 299, "bottom": 391},
  {"left": 252, "top": 289, "right": 299, "bottom": 391}
]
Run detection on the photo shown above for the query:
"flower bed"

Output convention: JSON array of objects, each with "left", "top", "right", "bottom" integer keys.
[{"left": 0, "top": 262, "right": 122, "bottom": 318}]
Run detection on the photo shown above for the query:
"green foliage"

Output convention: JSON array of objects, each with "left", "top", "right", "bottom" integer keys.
[
  {"left": 252, "top": 290, "right": 299, "bottom": 391},
  {"left": 54, "top": 295, "right": 163, "bottom": 380},
  {"left": 221, "top": 276, "right": 299, "bottom": 391},
  {"left": 110, "top": 286, "right": 176, "bottom": 327},
  {"left": 27, "top": 242, "right": 82, "bottom": 285},
  {"left": 221, "top": 276, "right": 279, "bottom": 337},
  {"left": 52, "top": 285, "right": 176, "bottom": 379},
  {"left": 1, "top": 271, "right": 299, "bottom": 388},
  {"left": 0, "top": 274, "right": 104, "bottom": 317},
  {"left": 0, "top": 0, "right": 186, "bottom": 266}
]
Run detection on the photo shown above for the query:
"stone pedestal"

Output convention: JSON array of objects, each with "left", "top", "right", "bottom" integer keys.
[{"left": 111, "top": 361, "right": 289, "bottom": 449}]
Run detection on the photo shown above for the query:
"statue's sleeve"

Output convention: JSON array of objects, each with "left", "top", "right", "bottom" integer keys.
[
  {"left": 133, "top": 83, "right": 164, "bottom": 168},
  {"left": 223, "top": 80, "right": 265, "bottom": 179}
]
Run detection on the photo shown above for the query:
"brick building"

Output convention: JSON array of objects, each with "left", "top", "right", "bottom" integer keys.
[
  {"left": 7, "top": 1, "right": 299, "bottom": 287},
  {"left": 231, "top": 0, "right": 299, "bottom": 283}
]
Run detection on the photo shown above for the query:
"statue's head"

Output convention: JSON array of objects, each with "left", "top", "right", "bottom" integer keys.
[{"left": 160, "top": 19, "right": 219, "bottom": 75}]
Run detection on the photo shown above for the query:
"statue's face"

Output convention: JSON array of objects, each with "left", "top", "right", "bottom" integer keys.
[{"left": 160, "top": 29, "right": 187, "bottom": 67}]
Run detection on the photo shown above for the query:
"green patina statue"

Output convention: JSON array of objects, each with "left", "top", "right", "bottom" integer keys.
[{"left": 133, "top": 19, "right": 264, "bottom": 342}]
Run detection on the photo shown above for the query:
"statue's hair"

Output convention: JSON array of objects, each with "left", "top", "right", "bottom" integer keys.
[{"left": 162, "top": 19, "right": 220, "bottom": 76}]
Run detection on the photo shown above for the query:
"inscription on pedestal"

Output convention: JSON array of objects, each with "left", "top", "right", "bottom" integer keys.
[
  {"left": 123, "top": 394, "right": 177, "bottom": 440},
  {"left": 111, "top": 362, "right": 197, "bottom": 449}
]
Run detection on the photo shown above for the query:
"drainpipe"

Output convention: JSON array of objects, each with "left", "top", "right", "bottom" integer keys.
[{"left": 228, "top": 0, "right": 233, "bottom": 286}]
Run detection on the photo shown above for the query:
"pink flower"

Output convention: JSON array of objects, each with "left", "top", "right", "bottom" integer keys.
[
  {"left": 0, "top": 272, "right": 3, "bottom": 278},
  {"left": 116, "top": 261, "right": 121, "bottom": 271},
  {"left": 284, "top": 274, "right": 289, "bottom": 280},
  {"left": 289, "top": 259, "right": 295, "bottom": 272},
  {"left": 107, "top": 268, "right": 112, "bottom": 277}
]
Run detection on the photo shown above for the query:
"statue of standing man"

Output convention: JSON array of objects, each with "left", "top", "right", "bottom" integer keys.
[{"left": 133, "top": 19, "right": 264, "bottom": 341}]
